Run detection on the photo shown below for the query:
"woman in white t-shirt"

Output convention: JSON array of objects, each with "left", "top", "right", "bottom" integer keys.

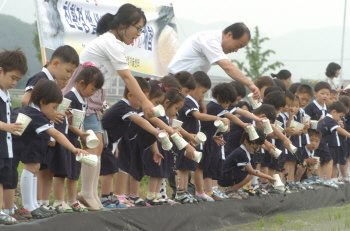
[
  {"left": 63, "top": 3, "right": 154, "bottom": 210},
  {"left": 325, "top": 62, "right": 342, "bottom": 90}
]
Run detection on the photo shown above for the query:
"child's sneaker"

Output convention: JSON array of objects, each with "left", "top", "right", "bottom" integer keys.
[
  {"left": 175, "top": 191, "right": 196, "bottom": 204},
  {"left": 100, "top": 196, "right": 117, "bottom": 209},
  {"left": 30, "top": 208, "right": 52, "bottom": 219},
  {"left": 116, "top": 195, "right": 134, "bottom": 208},
  {"left": 209, "top": 191, "right": 224, "bottom": 201},
  {"left": 14, "top": 208, "right": 32, "bottom": 219},
  {"left": 195, "top": 192, "right": 215, "bottom": 202},
  {"left": 226, "top": 191, "right": 243, "bottom": 200},
  {"left": 39, "top": 205, "right": 57, "bottom": 216},
  {"left": 145, "top": 197, "right": 162, "bottom": 206},
  {"left": 0, "top": 211, "right": 17, "bottom": 225},
  {"left": 128, "top": 196, "right": 148, "bottom": 207},
  {"left": 70, "top": 201, "right": 89, "bottom": 212}
]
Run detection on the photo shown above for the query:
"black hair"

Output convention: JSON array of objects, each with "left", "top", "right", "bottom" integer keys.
[
  {"left": 0, "top": 49, "right": 28, "bottom": 75},
  {"left": 272, "top": 78, "right": 287, "bottom": 91},
  {"left": 30, "top": 79, "right": 62, "bottom": 106},
  {"left": 123, "top": 76, "right": 150, "bottom": 97},
  {"left": 212, "top": 83, "right": 237, "bottom": 104},
  {"left": 160, "top": 75, "right": 181, "bottom": 91},
  {"left": 339, "top": 95, "right": 350, "bottom": 109},
  {"left": 223, "top": 22, "right": 251, "bottom": 40},
  {"left": 285, "top": 90, "right": 296, "bottom": 101},
  {"left": 230, "top": 81, "right": 246, "bottom": 98},
  {"left": 236, "top": 101, "right": 251, "bottom": 111},
  {"left": 328, "top": 101, "right": 347, "bottom": 114},
  {"left": 164, "top": 88, "right": 185, "bottom": 109},
  {"left": 314, "top": 81, "right": 331, "bottom": 93},
  {"left": 255, "top": 76, "right": 275, "bottom": 90},
  {"left": 330, "top": 89, "right": 338, "bottom": 95},
  {"left": 296, "top": 84, "right": 313, "bottom": 97},
  {"left": 241, "top": 127, "right": 266, "bottom": 145},
  {"left": 148, "top": 80, "right": 164, "bottom": 100},
  {"left": 308, "top": 129, "right": 322, "bottom": 139},
  {"left": 193, "top": 71, "right": 211, "bottom": 89},
  {"left": 263, "top": 91, "right": 286, "bottom": 110},
  {"left": 252, "top": 104, "right": 276, "bottom": 123},
  {"left": 50, "top": 45, "right": 79, "bottom": 67},
  {"left": 75, "top": 65, "right": 104, "bottom": 89},
  {"left": 271, "top": 69, "right": 291, "bottom": 80},
  {"left": 325, "top": 62, "right": 341, "bottom": 78},
  {"left": 173, "top": 71, "right": 196, "bottom": 90},
  {"left": 96, "top": 3, "right": 146, "bottom": 35},
  {"left": 263, "top": 86, "right": 284, "bottom": 97},
  {"left": 289, "top": 82, "right": 302, "bottom": 94}
]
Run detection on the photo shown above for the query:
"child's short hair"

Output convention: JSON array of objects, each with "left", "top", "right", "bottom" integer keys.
[
  {"left": 75, "top": 63, "right": 104, "bottom": 89},
  {"left": 263, "top": 86, "right": 284, "bottom": 97},
  {"left": 252, "top": 104, "right": 276, "bottom": 123},
  {"left": 263, "top": 91, "right": 286, "bottom": 110},
  {"left": 236, "top": 101, "right": 251, "bottom": 111},
  {"left": 289, "top": 82, "right": 302, "bottom": 94},
  {"left": 212, "top": 83, "right": 237, "bottom": 104},
  {"left": 339, "top": 95, "right": 350, "bottom": 110},
  {"left": 328, "top": 101, "right": 347, "bottom": 114},
  {"left": 314, "top": 81, "right": 331, "bottom": 93},
  {"left": 0, "top": 49, "right": 28, "bottom": 75},
  {"left": 241, "top": 127, "right": 266, "bottom": 145},
  {"left": 173, "top": 71, "right": 195, "bottom": 90},
  {"left": 272, "top": 78, "right": 287, "bottom": 91},
  {"left": 230, "top": 81, "right": 246, "bottom": 99},
  {"left": 164, "top": 88, "right": 185, "bottom": 108},
  {"left": 30, "top": 79, "right": 63, "bottom": 106},
  {"left": 193, "top": 71, "right": 211, "bottom": 89},
  {"left": 50, "top": 45, "right": 79, "bottom": 66},
  {"left": 330, "top": 89, "right": 338, "bottom": 95},
  {"left": 255, "top": 76, "right": 275, "bottom": 90},
  {"left": 123, "top": 76, "right": 150, "bottom": 97},
  {"left": 308, "top": 129, "right": 322, "bottom": 140},
  {"left": 285, "top": 90, "right": 297, "bottom": 101},
  {"left": 296, "top": 84, "right": 313, "bottom": 97},
  {"left": 161, "top": 75, "right": 181, "bottom": 91}
]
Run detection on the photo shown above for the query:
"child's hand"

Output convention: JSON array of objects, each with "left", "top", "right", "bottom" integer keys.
[
  {"left": 184, "top": 145, "right": 196, "bottom": 160},
  {"left": 48, "top": 140, "right": 56, "bottom": 147},
  {"left": 213, "top": 135, "right": 226, "bottom": 146},
  {"left": 306, "top": 157, "right": 319, "bottom": 165},
  {"left": 187, "top": 133, "right": 197, "bottom": 147},
  {"left": 338, "top": 120, "right": 344, "bottom": 128},
  {"left": 73, "top": 148, "right": 88, "bottom": 156},
  {"left": 268, "top": 176, "right": 276, "bottom": 183},
  {"left": 221, "top": 118, "right": 230, "bottom": 131},
  {"left": 6, "top": 123, "right": 23, "bottom": 134},
  {"left": 153, "top": 152, "right": 164, "bottom": 166},
  {"left": 283, "top": 139, "right": 292, "bottom": 149},
  {"left": 53, "top": 111, "right": 65, "bottom": 124}
]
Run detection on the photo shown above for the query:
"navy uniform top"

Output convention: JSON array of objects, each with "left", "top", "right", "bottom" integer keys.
[
  {"left": 304, "top": 100, "right": 327, "bottom": 121},
  {"left": 276, "top": 112, "right": 288, "bottom": 154},
  {"left": 300, "top": 146, "right": 315, "bottom": 161},
  {"left": 298, "top": 108, "right": 310, "bottom": 145},
  {"left": 25, "top": 67, "right": 54, "bottom": 92},
  {"left": 13, "top": 104, "right": 54, "bottom": 159},
  {"left": 0, "top": 89, "right": 13, "bottom": 158},
  {"left": 101, "top": 98, "right": 138, "bottom": 143},
  {"left": 65, "top": 87, "right": 87, "bottom": 142},
  {"left": 290, "top": 112, "right": 303, "bottom": 147},
  {"left": 201, "top": 100, "right": 227, "bottom": 136},
  {"left": 222, "top": 145, "right": 251, "bottom": 177},
  {"left": 178, "top": 95, "right": 200, "bottom": 134},
  {"left": 317, "top": 114, "right": 340, "bottom": 147},
  {"left": 224, "top": 116, "right": 252, "bottom": 156}
]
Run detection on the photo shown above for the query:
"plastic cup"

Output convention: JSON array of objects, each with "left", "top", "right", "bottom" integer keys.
[
  {"left": 14, "top": 113, "right": 32, "bottom": 136},
  {"left": 288, "top": 144, "right": 298, "bottom": 154},
  {"left": 246, "top": 125, "right": 259, "bottom": 141},
  {"left": 273, "top": 174, "right": 285, "bottom": 190},
  {"left": 195, "top": 132, "right": 207, "bottom": 145},
  {"left": 170, "top": 133, "right": 188, "bottom": 150},
  {"left": 310, "top": 120, "right": 318, "bottom": 129},
  {"left": 71, "top": 109, "right": 85, "bottom": 128},
  {"left": 86, "top": 129, "right": 100, "bottom": 149},
  {"left": 57, "top": 98, "right": 72, "bottom": 114},
  {"left": 171, "top": 119, "right": 183, "bottom": 129},
  {"left": 302, "top": 115, "right": 311, "bottom": 124},
  {"left": 76, "top": 154, "right": 98, "bottom": 167},
  {"left": 312, "top": 156, "right": 320, "bottom": 170},
  {"left": 270, "top": 148, "right": 282, "bottom": 159},
  {"left": 262, "top": 119, "right": 273, "bottom": 134},
  {"left": 290, "top": 120, "right": 304, "bottom": 130},
  {"left": 214, "top": 119, "right": 228, "bottom": 133},
  {"left": 193, "top": 151, "right": 203, "bottom": 163},
  {"left": 152, "top": 105, "right": 165, "bottom": 117},
  {"left": 158, "top": 132, "right": 173, "bottom": 151},
  {"left": 247, "top": 93, "right": 262, "bottom": 109}
]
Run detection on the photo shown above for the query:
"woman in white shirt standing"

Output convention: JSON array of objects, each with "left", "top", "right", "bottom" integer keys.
[{"left": 325, "top": 62, "right": 342, "bottom": 91}]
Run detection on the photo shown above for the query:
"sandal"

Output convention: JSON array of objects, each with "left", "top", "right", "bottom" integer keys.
[
  {"left": 31, "top": 208, "right": 52, "bottom": 219},
  {"left": 128, "top": 196, "right": 148, "bottom": 207},
  {"left": 0, "top": 212, "right": 17, "bottom": 225},
  {"left": 145, "top": 198, "right": 162, "bottom": 206},
  {"left": 15, "top": 208, "right": 32, "bottom": 219},
  {"left": 70, "top": 201, "right": 88, "bottom": 212},
  {"left": 77, "top": 193, "right": 101, "bottom": 211}
]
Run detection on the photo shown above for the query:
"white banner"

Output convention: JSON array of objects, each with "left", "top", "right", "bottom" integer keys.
[{"left": 35, "top": 0, "right": 179, "bottom": 76}]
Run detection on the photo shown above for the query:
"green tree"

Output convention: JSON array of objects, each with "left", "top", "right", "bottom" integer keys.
[{"left": 232, "top": 26, "right": 283, "bottom": 80}]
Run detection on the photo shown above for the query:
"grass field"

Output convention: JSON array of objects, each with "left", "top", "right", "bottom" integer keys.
[{"left": 216, "top": 203, "right": 350, "bottom": 231}]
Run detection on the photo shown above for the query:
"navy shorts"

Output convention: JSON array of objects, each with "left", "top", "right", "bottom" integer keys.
[
  {"left": 218, "top": 171, "right": 248, "bottom": 187},
  {"left": 0, "top": 158, "right": 14, "bottom": 188}
]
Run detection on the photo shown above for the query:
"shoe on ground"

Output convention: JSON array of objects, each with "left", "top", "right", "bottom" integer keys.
[
  {"left": 30, "top": 208, "right": 52, "bottom": 219},
  {"left": 128, "top": 196, "right": 148, "bottom": 207},
  {"left": 14, "top": 208, "right": 32, "bottom": 219},
  {"left": 175, "top": 191, "right": 196, "bottom": 204},
  {"left": 195, "top": 192, "right": 215, "bottom": 202},
  {"left": 0, "top": 211, "right": 17, "bottom": 225},
  {"left": 226, "top": 192, "right": 243, "bottom": 200}
]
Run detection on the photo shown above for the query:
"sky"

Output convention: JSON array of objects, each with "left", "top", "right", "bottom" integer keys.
[{"left": 0, "top": 0, "right": 349, "bottom": 81}]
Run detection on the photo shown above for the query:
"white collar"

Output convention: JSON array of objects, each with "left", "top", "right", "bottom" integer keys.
[
  {"left": 29, "top": 102, "right": 41, "bottom": 112},
  {"left": 41, "top": 67, "right": 55, "bottom": 81},
  {"left": 71, "top": 87, "right": 87, "bottom": 107},
  {"left": 305, "top": 146, "right": 314, "bottom": 157},
  {"left": 121, "top": 98, "right": 131, "bottom": 106},
  {"left": 313, "top": 99, "right": 327, "bottom": 111},
  {"left": 0, "top": 88, "right": 10, "bottom": 103},
  {"left": 240, "top": 144, "right": 251, "bottom": 160},
  {"left": 326, "top": 113, "right": 333, "bottom": 118},
  {"left": 186, "top": 95, "right": 200, "bottom": 108}
]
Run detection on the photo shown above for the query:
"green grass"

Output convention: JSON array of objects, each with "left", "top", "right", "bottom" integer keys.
[{"left": 216, "top": 203, "right": 350, "bottom": 231}]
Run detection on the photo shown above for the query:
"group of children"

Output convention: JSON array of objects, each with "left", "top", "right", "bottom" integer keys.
[{"left": 1, "top": 46, "right": 350, "bottom": 225}]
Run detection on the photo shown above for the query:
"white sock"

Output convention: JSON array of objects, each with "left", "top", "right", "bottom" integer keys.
[
  {"left": 32, "top": 176, "right": 40, "bottom": 208},
  {"left": 20, "top": 169, "right": 36, "bottom": 211},
  {"left": 160, "top": 179, "right": 167, "bottom": 198}
]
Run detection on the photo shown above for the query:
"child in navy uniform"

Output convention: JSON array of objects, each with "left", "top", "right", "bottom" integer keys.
[
  {"left": 0, "top": 50, "right": 27, "bottom": 224},
  {"left": 219, "top": 128, "right": 275, "bottom": 199},
  {"left": 14, "top": 80, "right": 87, "bottom": 219},
  {"left": 52, "top": 63, "right": 104, "bottom": 212}
]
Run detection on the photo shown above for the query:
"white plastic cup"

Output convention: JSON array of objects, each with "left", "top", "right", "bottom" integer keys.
[
  {"left": 71, "top": 109, "right": 85, "bottom": 128},
  {"left": 171, "top": 119, "right": 183, "bottom": 129},
  {"left": 262, "top": 119, "right": 273, "bottom": 134},
  {"left": 273, "top": 174, "right": 284, "bottom": 189},
  {"left": 270, "top": 148, "right": 282, "bottom": 159},
  {"left": 57, "top": 98, "right": 72, "bottom": 114},
  {"left": 290, "top": 120, "right": 304, "bottom": 130},
  {"left": 274, "top": 121, "right": 284, "bottom": 132},
  {"left": 310, "top": 120, "right": 318, "bottom": 129},
  {"left": 76, "top": 154, "right": 98, "bottom": 167},
  {"left": 170, "top": 133, "right": 188, "bottom": 150},
  {"left": 288, "top": 144, "right": 298, "bottom": 154},
  {"left": 214, "top": 119, "right": 228, "bottom": 133},
  {"left": 152, "top": 105, "right": 165, "bottom": 117},
  {"left": 193, "top": 151, "right": 203, "bottom": 163},
  {"left": 302, "top": 115, "right": 311, "bottom": 124},
  {"left": 195, "top": 132, "right": 207, "bottom": 145},
  {"left": 312, "top": 156, "right": 320, "bottom": 170},
  {"left": 247, "top": 93, "right": 262, "bottom": 109},
  {"left": 158, "top": 132, "right": 173, "bottom": 151},
  {"left": 14, "top": 113, "right": 32, "bottom": 136},
  {"left": 86, "top": 129, "right": 100, "bottom": 149},
  {"left": 246, "top": 125, "right": 259, "bottom": 141}
]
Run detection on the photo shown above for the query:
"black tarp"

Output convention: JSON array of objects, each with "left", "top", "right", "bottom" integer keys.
[{"left": 2, "top": 184, "right": 350, "bottom": 231}]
